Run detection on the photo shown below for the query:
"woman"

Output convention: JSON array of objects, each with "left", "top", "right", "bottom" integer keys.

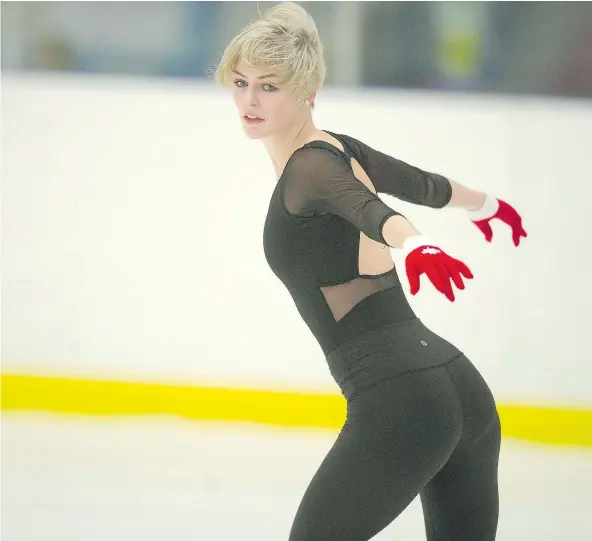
[{"left": 215, "top": 3, "right": 527, "bottom": 540}]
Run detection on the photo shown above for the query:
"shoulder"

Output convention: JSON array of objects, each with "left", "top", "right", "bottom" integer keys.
[
  {"left": 297, "top": 130, "right": 367, "bottom": 161},
  {"left": 281, "top": 142, "right": 354, "bottom": 192},
  {"left": 284, "top": 130, "right": 372, "bottom": 178},
  {"left": 289, "top": 140, "right": 350, "bottom": 171},
  {"left": 324, "top": 131, "right": 367, "bottom": 153}
]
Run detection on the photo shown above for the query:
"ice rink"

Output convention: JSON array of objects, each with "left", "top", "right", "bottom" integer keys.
[{"left": 2, "top": 412, "right": 591, "bottom": 540}]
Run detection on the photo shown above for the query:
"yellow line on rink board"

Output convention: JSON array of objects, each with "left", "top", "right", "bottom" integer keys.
[{"left": 2, "top": 374, "right": 591, "bottom": 448}]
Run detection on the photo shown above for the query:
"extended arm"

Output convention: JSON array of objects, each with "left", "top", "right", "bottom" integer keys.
[
  {"left": 282, "top": 146, "right": 473, "bottom": 301},
  {"left": 283, "top": 145, "right": 417, "bottom": 248},
  {"left": 333, "top": 133, "right": 454, "bottom": 208},
  {"left": 334, "top": 133, "right": 527, "bottom": 246},
  {"left": 445, "top": 179, "right": 487, "bottom": 210}
]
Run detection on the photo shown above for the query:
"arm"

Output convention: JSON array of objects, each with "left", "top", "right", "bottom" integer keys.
[
  {"left": 283, "top": 145, "right": 473, "bottom": 301},
  {"left": 283, "top": 145, "right": 417, "bottom": 248},
  {"left": 360, "top": 143, "right": 489, "bottom": 212},
  {"left": 337, "top": 133, "right": 454, "bottom": 208},
  {"left": 336, "top": 135, "right": 527, "bottom": 246},
  {"left": 381, "top": 215, "right": 423, "bottom": 249},
  {"left": 445, "top": 179, "right": 487, "bottom": 211}
]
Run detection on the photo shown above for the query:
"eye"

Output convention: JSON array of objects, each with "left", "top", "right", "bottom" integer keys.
[
  {"left": 263, "top": 84, "right": 278, "bottom": 92},
  {"left": 234, "top": 79, "right": 247, "bottom": 88}
]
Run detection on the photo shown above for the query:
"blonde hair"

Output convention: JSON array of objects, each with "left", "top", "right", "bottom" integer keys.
[{"left": 214, "top": 2, "right": 326, "bottom": 105}]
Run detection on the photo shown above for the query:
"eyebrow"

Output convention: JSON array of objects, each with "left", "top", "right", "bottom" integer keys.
[{"left": 233, "top": 70, "right": 277, "bottom": 80}]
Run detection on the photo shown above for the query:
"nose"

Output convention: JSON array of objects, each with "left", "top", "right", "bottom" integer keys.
[{"left": 245, "top": 86, "right": 259, "bottom": 107}]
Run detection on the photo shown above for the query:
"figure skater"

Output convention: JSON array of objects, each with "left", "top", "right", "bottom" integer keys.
[{"left": 214, "top": 3, "right": 527, "bottom": 540}]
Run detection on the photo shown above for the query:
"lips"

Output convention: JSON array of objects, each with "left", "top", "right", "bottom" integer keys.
[{"left": 243, "top": 115, "right": 265, "bottom": 125}]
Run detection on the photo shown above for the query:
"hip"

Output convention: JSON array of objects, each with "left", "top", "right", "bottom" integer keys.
[{"left": 326, "top": 318, "right": 463, "bottom": 400}]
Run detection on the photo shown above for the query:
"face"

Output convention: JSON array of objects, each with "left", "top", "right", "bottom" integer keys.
[{"left": 231, "top": 63, "right": 307, "bottom": 140}]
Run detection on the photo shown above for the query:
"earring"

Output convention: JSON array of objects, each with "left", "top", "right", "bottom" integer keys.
[{"left": 305, "top": 99, "right": 310, "bottom": 106}]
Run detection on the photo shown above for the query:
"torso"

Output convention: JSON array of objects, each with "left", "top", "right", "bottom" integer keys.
[{"left": 262, "top": 130, "right": 415, "bottom": 356}]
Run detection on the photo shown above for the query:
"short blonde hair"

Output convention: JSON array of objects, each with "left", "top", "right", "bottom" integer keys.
[{"left": 214, "top": 2, "right": 326, "bottom": 104}]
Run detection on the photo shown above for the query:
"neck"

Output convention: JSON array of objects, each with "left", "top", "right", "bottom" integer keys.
[{"left": 263, "top": 116, "right": 322, "bottom": 180}]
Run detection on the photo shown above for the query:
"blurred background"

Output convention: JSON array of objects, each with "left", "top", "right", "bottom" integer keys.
[
  {"left": 2, "top": 0, "right": 592, "bottom": 97},
  {"left": 2, "top": 2, "right": 592, "bottom": 541}
]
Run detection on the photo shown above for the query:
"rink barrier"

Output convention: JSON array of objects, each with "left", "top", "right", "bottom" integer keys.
[{"left": 2, "top": 373, "right": 591, "bottom": 448}]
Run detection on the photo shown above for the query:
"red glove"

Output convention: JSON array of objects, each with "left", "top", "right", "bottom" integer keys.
[
  {"left": 470, "top": 195, "right": 527, "bottom": 246},
  {"left": 403, "top": 236, "right": 473, "bottom": 302}
]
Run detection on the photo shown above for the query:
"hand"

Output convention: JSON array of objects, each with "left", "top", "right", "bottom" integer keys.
[
  {"left": 403, "top": 236, "right": 473, "bottom": 302},
  {"left": 470, "top": 195, "right": 527, "bottom": 246}
]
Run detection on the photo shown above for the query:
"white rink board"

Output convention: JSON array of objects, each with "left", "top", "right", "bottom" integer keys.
[{"left": 3, "top": 73, "right": 592, "bottom": 407}]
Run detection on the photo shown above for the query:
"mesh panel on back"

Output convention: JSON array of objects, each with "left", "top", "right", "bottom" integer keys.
[{"left": 320, "top": 269, "right": 399, "bottom": 322}]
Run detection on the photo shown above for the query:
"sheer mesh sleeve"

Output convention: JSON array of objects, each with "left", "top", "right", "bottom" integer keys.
[
  {"left": 336, "top": 133, "right": 453, "bottom": 208},
  {"left": 282, "top": 146, "right": 402, "bottom": 245}
]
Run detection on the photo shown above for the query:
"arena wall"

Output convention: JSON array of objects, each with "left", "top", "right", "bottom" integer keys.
[{"left": 3, "top": 73, "right": 590, "bottom": 446}]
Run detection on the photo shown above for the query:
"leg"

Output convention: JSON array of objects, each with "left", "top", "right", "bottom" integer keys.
[
  {"left": 420, "top": 355, "right": 502, "bottom": 541},
  {"left": 289, "top": 365, "right": 465, "bottom": 541}
]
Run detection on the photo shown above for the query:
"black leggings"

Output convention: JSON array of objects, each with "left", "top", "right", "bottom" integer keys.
[{"left": 289, "top": 320, "right": 501, "bottom": 541}]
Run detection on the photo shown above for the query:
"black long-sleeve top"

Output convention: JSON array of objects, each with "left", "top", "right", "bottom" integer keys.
[{"left": 262, "top": 131, "right": 452, "bottom": 356}]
